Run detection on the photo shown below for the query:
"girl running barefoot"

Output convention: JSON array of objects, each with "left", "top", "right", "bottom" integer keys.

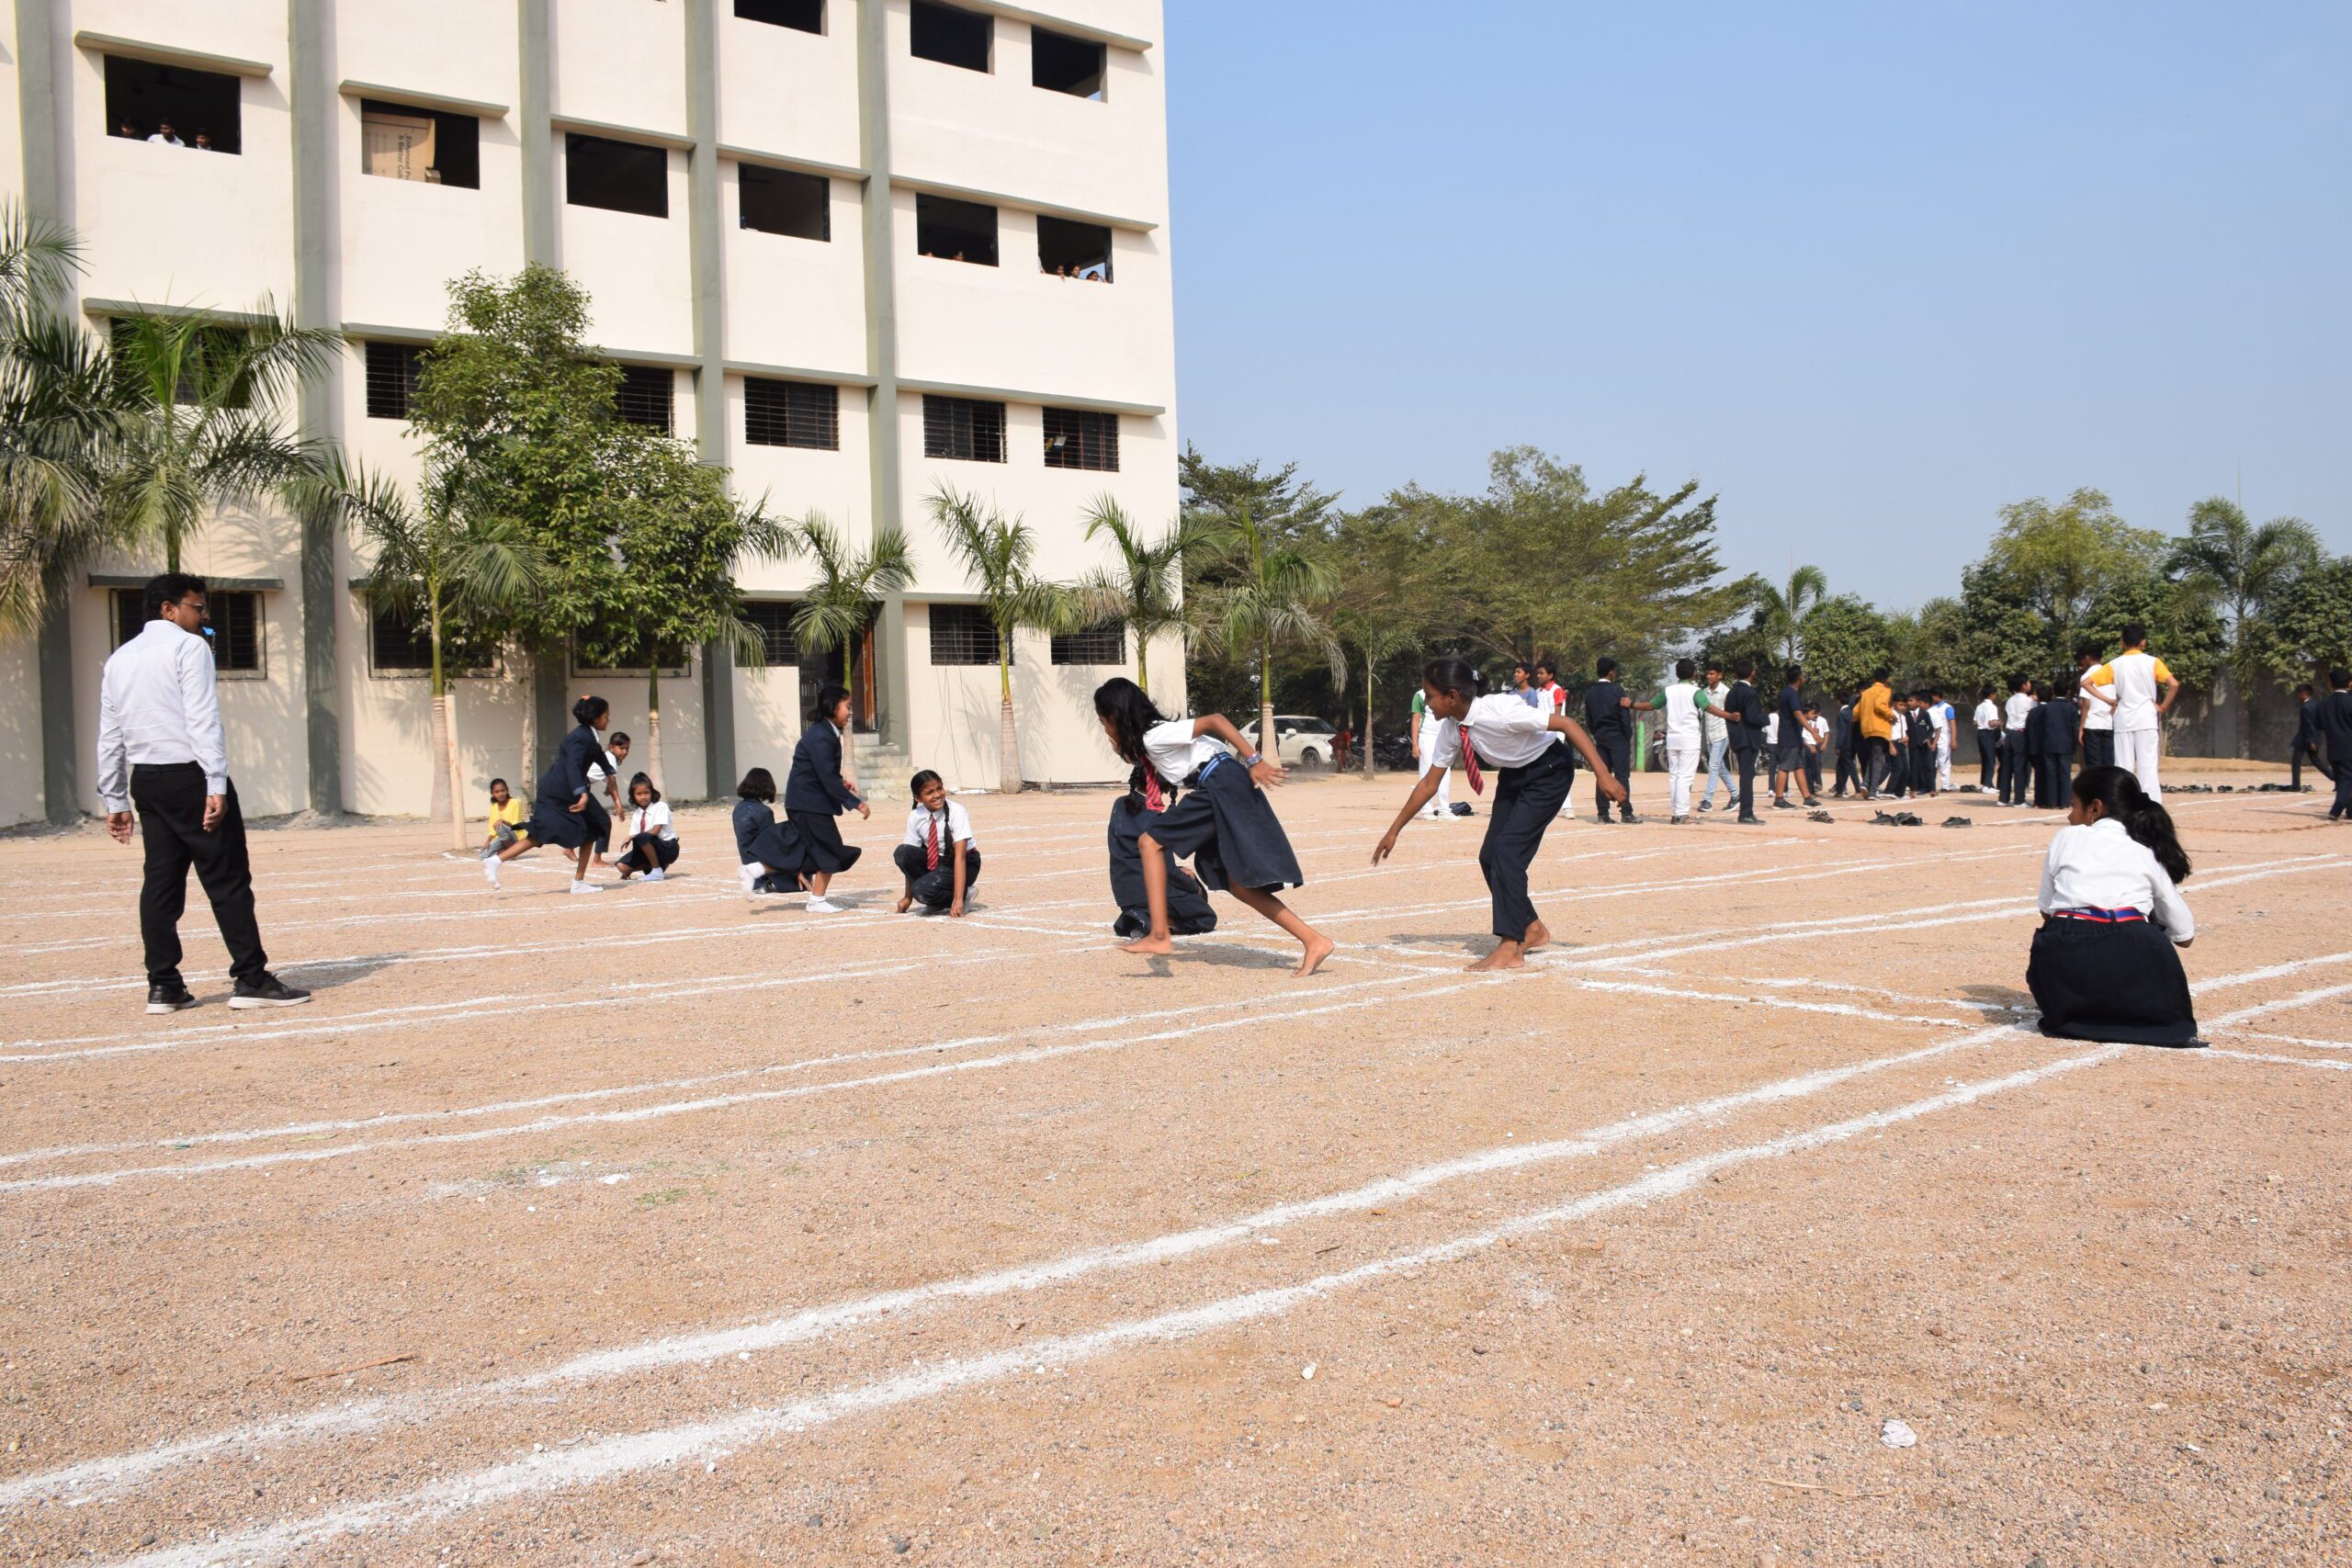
[
  {"left": 2027, "top": 764, "right": 2199, "bottom": 1046},
  {"left": 484, "top": 695, "right": 613, "bottom": 895},
  {"left": 785, "top": 683, "right": 869, "bottom": 913},
  {"left": 1093, "top": 677, "right": 1334, "bottom": 977},
  {"left": 1374, "top": 656, "right": 1623, "bottom": 971}
]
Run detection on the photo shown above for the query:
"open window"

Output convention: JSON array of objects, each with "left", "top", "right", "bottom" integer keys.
[
  {"left": 108, "top": 317, "right": 254, "bottom": 408},
  {"left": 735, "top": 0, "right": 823, "bottom": 32},
  {"left": 368, "top": 603, "right": 492, "bottom": 676},
  {"left": 929, "top": 604, "right": 1002, "bottom": 666},
  {"left": 614, "top": 366, "right": 675, "bottom": 433},
  {"left": 359, "top": 99, "right": 481, "bottom": 188},
  {"left": 741, "top": 600, "right": 799, "bottom": 665},
  {"left": 105, "top": 55, "right": 242, "bottom": 154},
  {"left": 1043, "top": 406, "right": 1118, "bottom": 471},
  {"left": 1031, "top": 27, "right": 1105, "bottom": 98},
  {"left": 744, "top": 378, "right": 840, "bottom": 449},
  {"left": 910, "top": 1, "right": 991, "bottom": 72},
  {"left": 116, "top": 588, "right": 262, "bottom": 672},
  {"left": 915, "top": 194, "right": 997, "bottom": 265},
  {"left": 922, "top": 396, "right": 1005, "bottom": 463},
  {"left": 1037, "top": 216, "right": 1112, "bottom": 281},
  {"left": 566, "top": 133, "right": 668, "bottom": 218},
  {"left": 1051, "top": 620, "right": 1125, "bottom": 666},
  {"left": 740, "top": 164, "right": 830, "bottom": 240},
  {"left": 364, "top": 342, "right": 423, "bottom": 420}
]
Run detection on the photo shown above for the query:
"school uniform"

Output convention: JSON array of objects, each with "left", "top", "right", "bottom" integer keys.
[
  {"left": 2313, "top": 688, "right": 2352, "bottom": 819},
  {"left": 2085, "top": 649, "right": 2173, "bottom": 798},
  {"left": 2290, "top": 694, "right": 2331, "bottom": 791},
  {"left": 1933, "top": 701, "right": 1956, "bottom": 790},
  {"left": 732, "top": 796, "right": 809, "bottom": 890},
  {"left": 1137, "top": 719, "right": 1304, "bottom": 893},
  {"left": 784, "top": 719, "right": 865, "bottom": 873},
  {"left": 1833, "top": 703, "right": 1860, "bottom": 795},
  {"left": 1429, "top": 694, "right": 1574, "bottom": 938},
  {"left": 1855, "top": 682, "right": 1894, "bottom": 796},
  {"left": 1999, "top": 691, "right": 2034, "bottom": 806},
  {"left": 894, "top": 799, "right": 982, "bottom": 909},
  {"left": 1723, "top": 680, "right": 1766, "bottom": 820},
  {"left": 1107, "top": 773, "right": 1218, "bottom": 938},
  {"left": 1410, "top": 689, "right": 1452, "bottom": 818},
  {"left": 2027, "top": 818, "right": 2198, "bottom": 1045},
  {"left": 1583, "top": 679, "right": 1633, "bottom": 820},
  {"left": 1804, "top": 713, "right": 1830, "bottom": 797},
  {"left": 2078, "top": 671, "right": 2117, "bottom": 773},
  {"left": 1973, "top": 698, "right": 2001, "bottom": 788},
  {"left": 2030, "top": 699, "right": 2075, "bottom": 807},
  {"left": 1651, "top": 680, "right": 1703, "bottom": 818},
  {"left": 1773, "top": 684, "right": 1808, "bottom": 784},
  {"left": 1905, "top": 706, "right": 1937, "bottom": 796},
  {"left": 616, "top": 798, "right": 681, "bottom": 874},
  {"left": 525, "top": 723, "right": 613, "bottom": 850}
]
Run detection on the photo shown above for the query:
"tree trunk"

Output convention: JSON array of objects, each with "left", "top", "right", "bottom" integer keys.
[
  {"left": 517, "top": 647, "right": 538, "bottom": 792},
  {"left": 998, "top": 632, "right": 1021, "bottom": 794},
  {"left": 1363, "top": 649, "right": 1376, "bottom": 782},
  {"left": 1258, "top": 639, "right": 1275, "bottom": 763},
  {"left": 1136, "top": 631, "right": 1149, "bottom": 698},
  {"left": 646, "top": 664, "right": 664, "bottom": 795}
]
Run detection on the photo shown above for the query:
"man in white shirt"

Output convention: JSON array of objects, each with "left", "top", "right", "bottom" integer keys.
[
  {"left": 2084, "top": 623, "right": 2179, "bottom": 799},
  {"left": 2075, "top": 644, "right": 2116, "bottom": 773},
  {"left": 1409, "top": 686, "right": 1453, "bottom": 820},
  {"left": 147, "top": 121, "right": 184, "bottom": 147},
  {"left": 1929, "top": 689, "right": 1955, "bottom": 791},
  {"left": 1999, "top": 676, "right": 2036, "bottom": 807},
  {"left": 96, "top": 574, "right": 308, "bottom": 1013},
  {"left": 1649, "top": 659, "right": 1706, "bottom": 822},
  {"left": 1695, "top": 662, "right": 1732, "bottom": 812},
  {"left": 1972, "top": 688, "right": 2001, "bottom": 790}
]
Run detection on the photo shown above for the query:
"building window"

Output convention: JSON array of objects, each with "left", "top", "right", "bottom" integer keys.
[
  {"left": 915, "top": 194, "right": 997, "bottom": 266},
  {"left": 910, "top": 1, "right": 991, "bottom": 72},
  {"left": 740, "top": 164, "right": 830, "bottom": 240},
  {"left": 744, "top": 378, "right": 839, "bottom": 449},
  {"left": 614, "top": 366, "right": 674, "bottom": 433},
  {"left": 742, "top": 600, "right": 799, "bottom": 665},
  {"left": 358, "top": 99, "right": 481, "bottom": 188},
  {"left": 104, "top": 56, "right": 242, "bottom": 154},
  {"left": 1051, "top": 620, "right": 1125, "bottom": 666},
  {"left": 1043, "top": 407, "right": 1118, "bottom": 471},
  {"left": 736, "top": 0, "right": 823, "bottom": 31},
  {"left": 566, "top": 133, "right": 668, "bottom": 218},
  {"left": 368, "top": 604, "right": 492, "bottom": 676},
  {"left": 117, "top": 588, "right": 261, "bottom": 672},
  {"left": 1038, "top": 216, "right": 1112, "bottom": 282},
  {"left": 365, "top": 342, "right": 423, "bottom": 421},
  {"left": 1031, "top": 27, "right": 1105, "bottom": 98},
  {"left": 109, "top": 318, "right": 254, "bottom": 408},
  {"left": 922, "top": 396, "right": 1005, "bottom": 463},
  {"left": 929, "top": 604, "right": 1001, "bottom": 666}
]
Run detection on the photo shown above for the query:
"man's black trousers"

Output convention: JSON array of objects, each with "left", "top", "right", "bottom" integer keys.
[
  {"left": 1976, "top": 733, "right": 1998, "bottom": 788},
  {"left": 130, "top": 762, "right": 267, "bottom": 989},
  {"left": 1592, "top": 735, "right": 1632, "bottom": 818},
  {"left": 1478, "top": 745, "right": 1573, "bottom": 941},
  {"left": 1732, "top": 744, "right": 1758, "bottom": 818}
]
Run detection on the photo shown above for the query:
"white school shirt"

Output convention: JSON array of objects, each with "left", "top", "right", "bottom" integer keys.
[
  {"left": 1763, "top": 713, "right": 1780, "bottom": 747},
  {"left": 1142, "top": 717, "right": 1235, "bottom": 786},
  {"left": 901, "top": 800, "right": 977, "bottom": 852},
  {"left": 2037, "top": 818, "right": 2194, "bottom": 942},
  {"left": 2005, "top": 693, "right": 2036, "bottom": 731},
  {"left": 1804, "top": 714, "right": 1829, "bottom": 752},
  {"left": 1429, "top": 693, "right": 1562, "bottom": 771},
  {"left": 624, "top": 800, "right": 676, "bottom": 841},
  {"left": 1973, "top": 697, "right": 2000, "bottom": 731},
  {"left": 1699, "top": 681, "right": 1729, "bottom": 747},
  {"left": 1933, "top": 702, "right": 1954, "bottom": 754},
  {"left": 2087, "top": 651, "right": 2174, "bottom": 732},
  {"left": 2080, "top": 671, "right": 2116, "bottom": 732},
  {"left": 1656, "top": 682, "right": 1702, "bottom": 747},
  {"left": 95, "top": 619, "right": 229, "bottom": 811}
]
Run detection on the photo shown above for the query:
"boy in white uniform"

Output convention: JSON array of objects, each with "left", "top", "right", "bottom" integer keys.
[
  {"left": 2084, "top": 623, "right": 2178, "bottom": 799},
  {"left": 1410, "top": 685, "right": 1453, "bottom": 820},
  {"left": 1649, "top": 659, "right": 1706, "bottom": 822},
  {"left": 2075, "top": 645, "right": 2116, "bottom": 773}
]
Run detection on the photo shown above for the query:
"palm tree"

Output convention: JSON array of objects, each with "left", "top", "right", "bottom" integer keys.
[
  {"left": 1184, "top": 502, "right": 1340, "bottom": 750},
  {"left": 2168, "top": 497, "right": 2323, "bottom": 756},
  {"left": 329, "top": 461, "right": 547, "bottom": 849},
  {"left": 95, "top": 304, "right": 341, "bottom": 572},
  {"left": 0, "top": 209, "right": 115, "bottom": 635},
  {"left": 788, "top": 511, "right": 913, "bottom": 779},
  {"left": 928, "top": 485, "right": 1076, "bottom": 795},
  {"left": 1750, "top": 564, "right": 1828, "bottom": 670},
  {"left": 1332, "top": 606, "right": 1419, "bottom": 781},
  {"left": 1073, "top": 495, "right": 1201, "bottom": 697}
]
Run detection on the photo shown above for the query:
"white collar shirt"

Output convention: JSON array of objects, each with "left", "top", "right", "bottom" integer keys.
[
  {"left": 626, "top": 800, "right": 676, "bottom": 840},
  {"left": 1143, "top": 717, "right": 1233, "bottom": 786},
  {"left": 96, "top": 619, "right": 228, "bottom": 811},
  {"left": 1700, "top": 681, "right": 1728, "bottom": 745},
  {"left": 1431, "top": 693, "right": 1561, "bottom": 771},
  {"left": 2080, "top": 673, "right": 2116, "bottom": 731},
  {"left": 2037, "top": 818, "right": 2194, "bottom": 942},
  {"left": 1974, "top": 698, "right": 1999, "bottom": 728},
  {"left": 2006, "top": 693, "right": 2036, "bottom": 728},
  {"left": 901, "top": 800, "right": 976, "bottom": 851}
]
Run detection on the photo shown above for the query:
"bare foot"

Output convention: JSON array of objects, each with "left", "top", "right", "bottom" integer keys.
[
  {"left": 1521, "top": 919, "right": 1551, "bottom": 954},
  {"left": 1464, "top": 942, "right": 1527, "bottom": 973},
  {"left": 895, "top": 894, "right": 913, "bottom": 914},
  {"left": 1294, "top": 933, "right": 1336, "bottom": 978},
  {"left": 1121, "top": 934, "right": 1176, "bottom": 956}
]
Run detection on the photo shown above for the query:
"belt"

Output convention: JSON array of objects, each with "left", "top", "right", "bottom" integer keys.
[
  {"left": 2052, "top": 907, "right": 2146, "bottom": 924},
  {"left": 1187, "top": 754, "right": 1228, "bottom": 787}
]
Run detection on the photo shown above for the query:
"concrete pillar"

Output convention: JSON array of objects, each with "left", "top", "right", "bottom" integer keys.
[
  {"left": 288, "top": 0, "right": 343, "bottom": 816},
  {"left": 857, "top": 0, "right": 910, "bottom": 750},
  {"left": 685, "top": 0, "right": 735, "bottom": 796},
  {"left": 17, "top": 0, "right": 77, "bottom": 824}
]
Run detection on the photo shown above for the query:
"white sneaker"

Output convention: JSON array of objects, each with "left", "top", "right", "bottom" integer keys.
[
  {"left": 738, "top": 863, "right": 759, "bottom": 895},
  {"left": 805, "top": 897, "right": 842, "bottom": 913},
  {"left": 481, "top": 857, "right": 500, "bottom": 889},
  {"left": 570, "top": 880, "right": 602, "bottom": 896},
  {"left": 644, "top": 868, "right": 665, "bottom": 883}
]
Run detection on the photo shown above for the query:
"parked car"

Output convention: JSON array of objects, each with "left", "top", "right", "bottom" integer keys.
[{"left": 1239, "top": 715, "right": 1340, "bottom": 768}]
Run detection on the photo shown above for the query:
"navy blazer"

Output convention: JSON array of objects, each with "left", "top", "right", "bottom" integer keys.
[
  {"left": 2314, "top": 690, "right": 2352, "bottom": 761},
  {"left": 1723, "top": 682, "right": 1767, "bottom": 751},
  {"left": 538, "top": 723, "right": 601, "bottom": 807},
  {"left": 785, "top": 721, "right": 865, "bottom": 815}
]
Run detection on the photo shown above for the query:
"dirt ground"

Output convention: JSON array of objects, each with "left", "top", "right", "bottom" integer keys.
[{"left": 1, "top": 762, "right": 2346, "bottom": 1567}]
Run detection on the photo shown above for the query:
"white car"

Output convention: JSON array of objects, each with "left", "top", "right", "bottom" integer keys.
[{"left": 1241, "top": 715, "right": 1340, "bottom": 769}]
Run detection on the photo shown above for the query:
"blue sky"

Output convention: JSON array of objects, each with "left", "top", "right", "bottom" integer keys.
[{"left": 1163, "top": 1, "right": 2351, "bottom": 609}]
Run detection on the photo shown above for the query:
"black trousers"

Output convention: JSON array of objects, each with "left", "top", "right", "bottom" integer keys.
[
  {"left": 2333, "top": 758, "right": 2352, "bottom": 818},
  {"left": 1804, "top": 750, "right": 1824, "bottom": 796},
  {"left": 1834, "top": 747, "right": 1860, "bottom": 795},
  {"left": 1861, "top": 737, "right": 1892, "bottom": 795},
  {"left": 1998, "top": 735, "right": 2029, "bottom": 805},
  {"left": 2290, "top": 742, "right": 2331, "bottom": 789},
  {"left": 1593, "top": 735, "right": 1633, "bottom": 818},
  {"left": 2082, "top": 730, "right": 2115, "bottom": 773},
  {"left": 2035, "top": 752, "right": 2072, "bottom": 808},
  {"left": 129, "top": 762, "right": 267, "bottom": 988},
  {"left": 892, "top": 842, "right": 981, "bottom": 908},
  {"left": 1731, "top": 744, "right": 1758, "bottom": 818},
  {"left": 1479, "top": 745, "right": 1574, "bottom": 941},
  {"left": 1976, "top": 733, "right": 1998, "bottom": 788}
]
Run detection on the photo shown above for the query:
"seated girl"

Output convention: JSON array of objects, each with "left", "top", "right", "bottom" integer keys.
[
  {"left": 731, "top": 767, "right": 809, "bottom": 901},
  {"left": 2027, "top": 764, "right": 2199, "bottom": 1047},
  {"left": 614, "top": 773, "right": 680, "bottom": 882},
  {"left": 894, "top": 769, "right": 979, "bottom": 916}
]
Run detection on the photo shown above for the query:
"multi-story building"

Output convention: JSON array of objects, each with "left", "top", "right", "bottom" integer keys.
[{"left": 1, "top": 0, "right": 1181, "bottom": 826}]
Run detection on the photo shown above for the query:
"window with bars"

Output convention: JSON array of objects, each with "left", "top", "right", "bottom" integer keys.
[
  {"left": 922, "top": 395, "right": 1005, "bottom": 463},
  {"left": 367, "top": 603, "right": 492, "bottom": 676},
  {"left": 614, "top": 366, "right": 674, "bottom": 432},
  {"left": 744, "top": 378, "right": 839, "bottom": 449},
  {"left": 1043, "top": 406, "right": 1118, "bottom": 471},
  {"left": 1051, "top": 620, "right": 1125, "bottom": 666},
  {"left": 740, "top": 164, "right": 830, "bottom": 240},
  {"left": 117, "top": 588, "right": 262, "bottom": 672},
  {"left": 365, "top": 342, "right": 422, "bottom": 420},
  {"left": 928, "top": 604, "right": 1001, "bottom": 666},
  {"left": 736, "top": 0, "right": 823, "bottom": 31},
  {"left": 742, "top": 600, "right": 799, "bottom": 665},
  {"left": 108, "top": 318, "right": 252, "bottom": 408}
]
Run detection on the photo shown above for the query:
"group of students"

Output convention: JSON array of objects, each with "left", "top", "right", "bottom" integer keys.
[{"left": 481, "top": 700, "right": 677, "bottom": 894}]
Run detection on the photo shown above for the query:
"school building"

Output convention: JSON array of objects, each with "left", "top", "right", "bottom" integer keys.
[{"left": 0, "top": 0, "right": 1182, "bottom": 827}]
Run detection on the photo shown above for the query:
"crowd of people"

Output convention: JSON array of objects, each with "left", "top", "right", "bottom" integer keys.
[{"left": 115, "top": 118, "right": 222, "bottom": 152}]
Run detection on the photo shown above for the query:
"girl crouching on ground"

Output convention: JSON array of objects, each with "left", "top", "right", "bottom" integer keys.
[
  {"left": 2028, "top": 764, "right": 2199, "bottom": 1046},
  {"left": 614, "top": 773, "right": 679, "bottom": 882}
]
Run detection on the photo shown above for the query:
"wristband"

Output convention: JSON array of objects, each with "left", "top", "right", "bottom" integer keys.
[{"left": 1245, "top": 752, "right": 1264, "bottom": 767}]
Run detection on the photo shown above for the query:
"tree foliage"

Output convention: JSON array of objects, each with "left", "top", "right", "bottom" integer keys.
[
  {"left": 0, "top": 209, "right": 113, "bottom": 634},
  {"left": 2254, "top": 557, "right": 2352, "bottom": 681}
]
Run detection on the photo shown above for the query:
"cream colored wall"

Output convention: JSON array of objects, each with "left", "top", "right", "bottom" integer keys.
[
  {"left": 901, "top": 611, "right": 1180, "bottom": 793},
  {"left": 0, "top": 633, "right": 44, "bottom": 826},
  {"left": 555, "top": 140, "right": 694, "bottom": 355},
  {"left": 716, "top": 2, "right": 860, "bottom": 170},
  {"left": 334, "top": 0, "right": 517, "bottom": 117},
  {"left": 550, "top": 0, "right": 686, "bottom": 138},
  {"left": 332, "top": 90, "right": 527, "bottom": 333},
  {"left": 727, "top": 372, "right": 874, "bottom": 594},
  {"left": 721, "top": 166, "right": 868, "bottom": 374}
]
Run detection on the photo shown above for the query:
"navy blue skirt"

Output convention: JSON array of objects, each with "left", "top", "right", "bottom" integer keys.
[
  {"left": 526, "top": 793, "right": 609, "bottom": 852},
  {"left": 1108, "top": 796, "right": 1218, "bottom": 937},
  {"left": 2027, "top": 916, "right": 2199, "bottom": 1047},
  {"left": 786, "top": 808, "right": 862, "bottom": 874},
  {"left": 1142, "top": 760, "right": 1303, "bottom": 894}
]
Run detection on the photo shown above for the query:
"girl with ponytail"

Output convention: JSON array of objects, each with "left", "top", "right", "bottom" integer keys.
[
  {"left": 2027, "top": 764, "right": 2199, "bottom": 1046},
  {"left": 485, "top": 694, "right": 614, "bottom": 894}
]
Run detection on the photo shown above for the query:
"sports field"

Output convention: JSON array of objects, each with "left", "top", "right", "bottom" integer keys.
[{"left": 2, "top": 772, "right": 2346, "bottom": 1566}]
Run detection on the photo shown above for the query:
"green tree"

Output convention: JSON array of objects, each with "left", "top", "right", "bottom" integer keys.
[
  {"left": 2082, "top": 568, "right": 2223, "bottom": 694},
  {"left": 0, "top": 210, "right": 114, "bottom": 634},
  {"left": 2165, "top": 497, "right": 2323, "bottom": 755},
  {"left": 1748, "top": 564, "right": 1829, "bottom": 668},
  {"left": 591, "top": 433, "right": 789, "bottom": 791},
  {"left": 786, "top": 511, "right": 912, "bottom": 787},
  {"left": 330, "top": 461, "right": 547, "bottom": 847},
  {"left": 1327, "top": 501, "right": 1442, "bottom": 777},
  {"left": 1791, "top": 594, "right": 1894, "bottom": 699},
  {"left": 2255, "top": 558, "right": 2352, "bottom": 682},
  {"left": 1074, "top": 495, "right": 1201, "bottom": 698},
  {"left": 928, "top": 485, "right": 1076, "bottom": 794},
  {"left": 1179, "top": 447, "right": 1343, "bottom": 726},
  {"left": 1980, "top": 488, "right": 2164, "bottom": 654}
]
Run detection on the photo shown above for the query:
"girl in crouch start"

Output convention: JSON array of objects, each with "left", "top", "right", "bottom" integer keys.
[
  {"left": 1092, "top": 677, "right": 1334, "bottom": 977},
  {"left": 1374, "top": 655, "right": 1623, "bottom": 971}
]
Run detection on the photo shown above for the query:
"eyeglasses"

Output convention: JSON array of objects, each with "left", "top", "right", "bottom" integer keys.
[{"left": 173, "top": 600, "right": 210, "bottom": 618}]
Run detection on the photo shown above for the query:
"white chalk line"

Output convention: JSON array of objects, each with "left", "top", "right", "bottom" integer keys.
[
  {"left": 2205, "top": 1048, "right": 2352, "bottom": 1073},
  {"left": 86, "top": 1043, "right": 2130, "bottom": 1568}
]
